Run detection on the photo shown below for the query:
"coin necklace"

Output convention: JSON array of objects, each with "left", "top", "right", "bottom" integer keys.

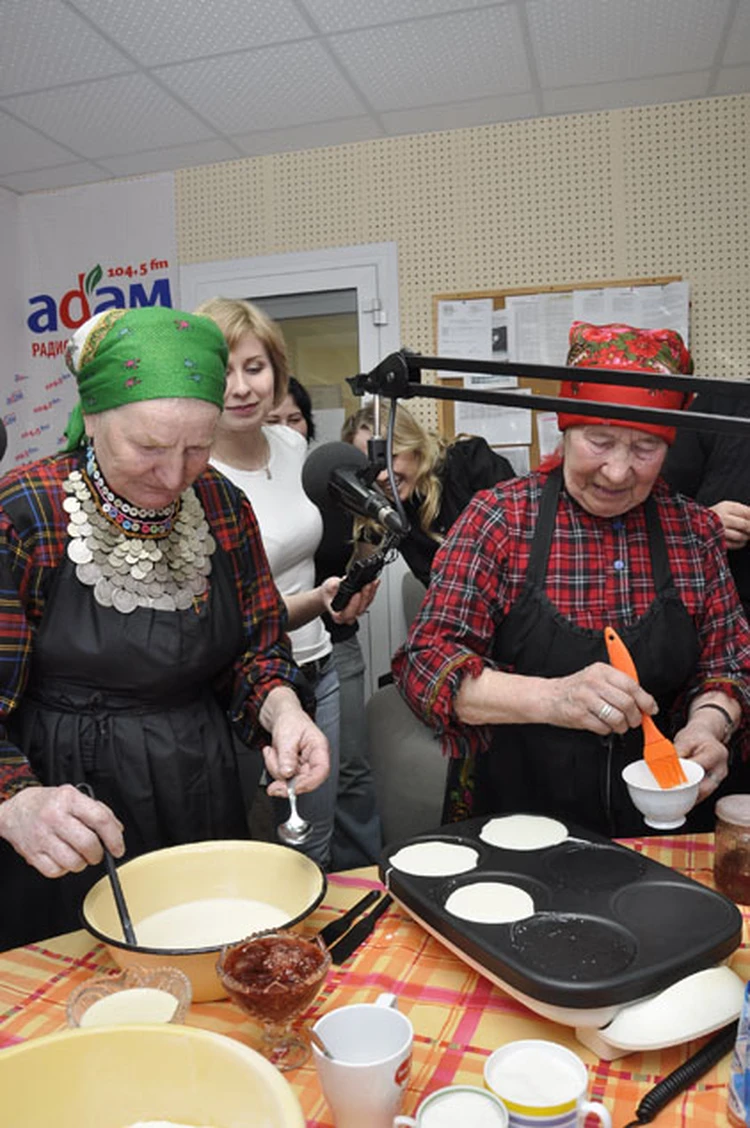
[{"left": 64, "top": 448, "right": 216, "bottom": 614}]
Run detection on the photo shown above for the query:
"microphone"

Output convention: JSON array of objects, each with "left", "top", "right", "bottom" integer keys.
[{"left": 302, "top": 441, "right": 409, "bottom": 536}]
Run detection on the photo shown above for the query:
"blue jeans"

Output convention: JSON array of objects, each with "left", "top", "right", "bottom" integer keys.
[
  {"left": 273, "top": 653, "right": 340, "bottom": 871},
  {"left": 330, "top": 635, "right": 383, "bottom": 869}
]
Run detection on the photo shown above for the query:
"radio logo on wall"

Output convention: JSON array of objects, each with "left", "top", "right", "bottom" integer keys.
[{"left": 6, "top": 171, "right": 179, "bottom": 468}]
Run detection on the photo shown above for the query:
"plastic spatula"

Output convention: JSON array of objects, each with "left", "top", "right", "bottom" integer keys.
[{"left": 604, "top": 626, "right": 688, "bottom": 789}]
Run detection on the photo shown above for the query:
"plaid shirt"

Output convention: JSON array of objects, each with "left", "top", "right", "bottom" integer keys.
[
  {"left": 0, "top": 453, "right": 309, "bottom": 800},
  {"left": 393, "top": 472, "right": 750, "bottom": 759}
]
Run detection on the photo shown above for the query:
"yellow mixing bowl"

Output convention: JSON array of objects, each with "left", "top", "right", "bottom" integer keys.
[
  {"left": 0, "top": 1023, "right": 304, "bottom": 1127},
  {"left": 81, "top": 839, "right": 326, "bottom": 1001}
]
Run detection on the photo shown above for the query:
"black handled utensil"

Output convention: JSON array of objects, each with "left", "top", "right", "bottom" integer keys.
[
  {"left": 318, "top": 889, "right": 382, "bottom": 948},
  {"left": 329, "top": 894, "right": 393, "bottom": 965},
  {"left": 76, "top": 782, "right": 137, "bottom": 946},
  {"left": 623, "top": 1019, "right": 738, "bottom": 1126}
]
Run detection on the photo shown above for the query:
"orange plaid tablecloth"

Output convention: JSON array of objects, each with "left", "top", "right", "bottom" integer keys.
[{"left": 0, "top": 835, "right": 747, "bottom": 1127}]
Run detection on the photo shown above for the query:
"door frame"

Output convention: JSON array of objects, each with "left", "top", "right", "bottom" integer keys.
[{"left": 180, "top": 243, "right": 405, "bottom": 695}]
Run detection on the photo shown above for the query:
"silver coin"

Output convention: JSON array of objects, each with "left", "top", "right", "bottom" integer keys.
[
  {"left": 174, "top": 587, "right": 194, "bottom": 610},
  {"left": 67, "top": 523, "right": 83, "bottom": 538},
  {"left": 205, "top": 534, "right": 217, "bottom": 554},
  {"left": 82, "top": 499, "right": 96, "bottom": 514},
  {"left": 69, "top": 470, "right": 82, "bottom": 481},
  {"left": 77, "top": 521, "right": 93, "bottom": 538},
  {"left": 69, "top": 509, "right": 88, "bottom": 526},
  {"left": 130, "top": 564, "right": 148, "bottom": 581},
  {"left": 101, "top": 561, "right": 115, "bottom": 578},
  {"left": 152, "top": 592, "right": 176, "bottom": 611},
  {"left": 112, "top": 587, "right": 137, "bottom": 614},
  {"left": 76, "top": 561, "right": 101, "bottom": 585},
  {"left": 94, "top": 577, "right": 114, "bottom": 607},
  {"left": 67, "top": 539, "right": 93, "bottom": 565},
  {"left": 189, "top": 574, "right": 208, "bottom": 595},
  {"left": 63, "top": 480, "right": 77, "bottom": 494},
  {"left": 62, "top": 496, "right": 79, "bottom": 514},
  {"left": 139, "top": 557, "right": 154, "bottom": 574}
]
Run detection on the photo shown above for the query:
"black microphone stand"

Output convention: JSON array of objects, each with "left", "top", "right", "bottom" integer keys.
[{"left": 347, "top": 349, "right": 750, "bottom": 439}]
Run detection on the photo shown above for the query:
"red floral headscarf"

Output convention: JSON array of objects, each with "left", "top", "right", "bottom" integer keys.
[{"left": 557, "top": 321, "right": 693, "bottom": 445}]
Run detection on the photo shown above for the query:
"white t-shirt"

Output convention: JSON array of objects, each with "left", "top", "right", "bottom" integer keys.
[{"left": 211, "top": 426, "right": 330, "bottom": 666}]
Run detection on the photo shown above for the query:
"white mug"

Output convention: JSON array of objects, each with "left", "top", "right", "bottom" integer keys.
[
  {"left": 484, "top": 1040, "right": 611, "bottom": 1128},
  {"left": 312, "top": 993, "right": 413, "bottom": 1128},
  {"left": 394, "top": 1084, "right": 509, "bottom": 1127}
]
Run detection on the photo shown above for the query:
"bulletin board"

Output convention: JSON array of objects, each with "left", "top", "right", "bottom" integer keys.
[{"left": 432, "top": 275, "right": 683, "bottom": 470}]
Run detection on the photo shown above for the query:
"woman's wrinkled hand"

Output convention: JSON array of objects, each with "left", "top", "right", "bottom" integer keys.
[
  {"left": 0, "top": 784, "right": 124, "bottom": 878},
  {"left": 674, "top": 715, "right": 730, "bottom": 801},
  {"left": 545, "top": 662, "right": 657, "bottom": 734},
  {"left": 262, "top": 703, "right": 330, "bottom": 798},
  {"left": 710, "top": 500, "right": 750, "bottom": 550}
]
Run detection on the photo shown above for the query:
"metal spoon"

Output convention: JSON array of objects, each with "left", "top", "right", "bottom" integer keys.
[{"left": 277, "top": 777, "right": 311, "bottom": 846}]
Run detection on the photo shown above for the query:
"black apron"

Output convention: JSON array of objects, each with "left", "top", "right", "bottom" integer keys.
[
  {"left": 475, "top": 469, "right": 701, "bottom": 837},
  {"left": 1, "top": 545, "right": 259, "bottom": 950}
]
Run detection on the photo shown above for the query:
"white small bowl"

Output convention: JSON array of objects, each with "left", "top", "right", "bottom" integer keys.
[{"left": 622, "top": 758, "right": 704, "bottom": 829}]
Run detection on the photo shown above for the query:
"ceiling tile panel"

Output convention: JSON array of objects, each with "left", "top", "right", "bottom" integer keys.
[
  {"left": 543, "top": 72, "right": 712, "bottom": 116},
  {"left": 380, "top": 92, "right": 539, "bottom": 134},
  {"left": 0, "top": 161, "right": 112, "bottom": 194},
  {"left": 298, "top": 0, "right": 503, "bottom": 33},
  {"left": 528, "top": 0, "right": 732, "bottom": 88},
  {"left": 3, "top": 75, "right": 216, "bottom": 158},
  {"left": 723, "top": 4, "right": 750, "bottom": 66},
  {"left": 715, "top": 65, "right": 750, "bottom": 95},
  {"left": 233, "top": 116, "right": 384, "bottom": 156},
  {"left": 99, "top": 139, "right": 243, "bottom": 176},
  {"left": 154, "top": 41, "right": 367, "bottom": 133},
  {"left": 0, "top": 0, "right": 132, "bottom": 96},
  {"left": 328, "top": 6, "right": 530, "bottom": 111},
  {"left": 0, "top": 112, "right": 77, "bottom": 174},
  {"left": 69, "top": 0, "right": 315, "bottom": 66}
]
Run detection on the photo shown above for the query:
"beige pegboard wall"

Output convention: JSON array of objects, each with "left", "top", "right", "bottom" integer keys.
[{"left": 177, "top": 93, "right": 750, "bottom": 430}]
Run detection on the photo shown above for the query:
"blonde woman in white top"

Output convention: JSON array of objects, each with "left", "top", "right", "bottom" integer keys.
[{"left": 198, "top": 297, "right": 375, "bottom": 870}]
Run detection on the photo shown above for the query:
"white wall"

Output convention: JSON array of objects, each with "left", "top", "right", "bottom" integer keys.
[{"left": 0, "top": 188, "right": 22, "bottom": 466}]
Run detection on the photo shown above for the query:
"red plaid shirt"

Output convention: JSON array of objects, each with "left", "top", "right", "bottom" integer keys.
[
  {"left": 0, "top": 453, "right": 308, "bottom": 799},
  {"left": 393, "top": 472, "right": 750, "bottom": 759}
]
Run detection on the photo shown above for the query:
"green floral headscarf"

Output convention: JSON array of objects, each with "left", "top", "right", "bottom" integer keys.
[{"left": 63, "top": 306, "right": 228, "bottom": 450}]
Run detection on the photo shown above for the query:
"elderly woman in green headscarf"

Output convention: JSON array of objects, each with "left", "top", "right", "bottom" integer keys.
[{"left": 0, "top": 306, "right": 328, "bottom": 949}]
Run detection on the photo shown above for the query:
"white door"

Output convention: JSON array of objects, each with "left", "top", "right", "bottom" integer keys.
[{"left": 180, "top": 243, "right": 408, "bottom": 696}]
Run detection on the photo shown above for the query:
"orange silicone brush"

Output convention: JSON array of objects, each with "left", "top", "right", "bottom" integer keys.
[{"left": 604, "top": 626, "right": 688, "bottom": 789}]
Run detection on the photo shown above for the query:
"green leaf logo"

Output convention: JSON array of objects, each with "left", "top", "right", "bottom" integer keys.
[{"left": 84, "top": 264, "right": 103, "bottom": 294}]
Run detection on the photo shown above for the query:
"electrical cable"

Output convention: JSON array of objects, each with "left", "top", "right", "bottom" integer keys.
[{"left": 622, "top": 1019, "right": 738, "bottom": 1126}]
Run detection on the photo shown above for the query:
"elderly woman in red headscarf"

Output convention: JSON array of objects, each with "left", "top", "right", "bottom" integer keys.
[{"left": 393, "top": 322, "right": 750, "bottom": 837}]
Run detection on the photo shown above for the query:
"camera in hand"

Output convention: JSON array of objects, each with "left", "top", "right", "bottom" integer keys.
[{"left": 331, "top": 543, "right": 393, "bottom": 612}]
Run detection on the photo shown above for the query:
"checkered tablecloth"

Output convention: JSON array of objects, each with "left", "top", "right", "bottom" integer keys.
[{"left": 0, "top": 835, "right": 746, "bottom": 1127}]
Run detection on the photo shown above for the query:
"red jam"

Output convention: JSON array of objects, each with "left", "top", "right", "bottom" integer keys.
[{"left": 218, "top": 932, "right": 329, "bottom": 1024}]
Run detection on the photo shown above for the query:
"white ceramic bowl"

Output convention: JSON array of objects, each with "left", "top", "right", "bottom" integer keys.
[
  {"left": 0, "top": 1023, "right": 304, "bottom": 1128},
  {"left": 81, "top": 839, "right": 326, "bottom": 1001},
  {"left": 622, "top": 758, "right": 704, "bottom": 829}
]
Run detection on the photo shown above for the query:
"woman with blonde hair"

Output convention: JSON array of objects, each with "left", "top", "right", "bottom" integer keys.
[
  {"left": 346, "top": 401, "right": 515, "bottom": 586},
  {"left": 196, "top": 297, "right": 375, "bottom": 871}
]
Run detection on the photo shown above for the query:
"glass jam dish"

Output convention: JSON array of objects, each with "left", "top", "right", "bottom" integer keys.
[
  {"left": 715, "top": 794, "right": 750, "bottom": 904},
  {"left": 217, "top": 930, "right": 330, "bottom": 1071},
  {"left": 66, "top": 964, "right": 192, "bottom": 1028}
]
